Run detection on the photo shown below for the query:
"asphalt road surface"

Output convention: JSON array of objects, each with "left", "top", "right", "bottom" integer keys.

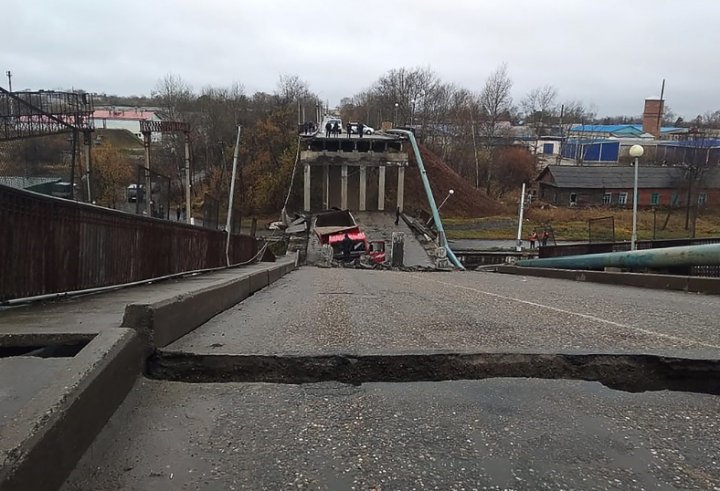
[
  {"left": 62, "top": 267, "right": 720, "bottom": 489},
  {"left": 167, "top": 268, "right": 720, "bottom": 358},
  {"left": 63, "top": 378, "right": 720, "bottom": 490}
]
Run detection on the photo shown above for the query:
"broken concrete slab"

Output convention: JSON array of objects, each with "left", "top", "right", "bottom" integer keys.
[
  {"left": 0, "top": 256, "right": 297, "bottom": 491},
  {"left": 0, "top": 328, "right": 144, "bottom": 491},
  {"left": 147, "top": 351, "right": 720, "bottom": 395}
]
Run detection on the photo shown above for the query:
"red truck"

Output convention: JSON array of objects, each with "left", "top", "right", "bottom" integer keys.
[{"left": 314, "top": 210, "right": 386, "bottom": 263}]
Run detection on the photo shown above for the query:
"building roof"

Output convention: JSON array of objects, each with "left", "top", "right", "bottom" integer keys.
[
  {"left": 0, "top": 176, "right": 61, "bottom": 189},
  {"left": 569, "top": 124, "right": 684, "bottom": 136},
  {"left": 537, "top": 165, "right": 720, "bottom": 189}
]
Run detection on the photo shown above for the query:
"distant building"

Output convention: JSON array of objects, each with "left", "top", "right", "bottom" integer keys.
[
  {"left": 536, "top": 165, "right": 720, "bottom": 208},
  {"left": 567, "top": 124, "right": 686, "bottom": 140},
  {"left": 0, "top": 176, "right": 72, "bottom": 198},
  {"left": 93, "top": 106, "right": 162, "bottom": 141}
]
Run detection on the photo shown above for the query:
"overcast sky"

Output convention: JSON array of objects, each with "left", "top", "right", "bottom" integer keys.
[{"left": 3, "top": 0, "right": 719, "bottom": 118}]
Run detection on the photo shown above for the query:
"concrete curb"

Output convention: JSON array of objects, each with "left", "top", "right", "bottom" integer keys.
[
  {"left": 493, "top": 265, "right": 720, "bottom": 295},
  {"left": 0, "top": 329, "right": 144, "bottom": 491},
  {"left": 122, "top": 257, "right": 297, "bottom": 349}
]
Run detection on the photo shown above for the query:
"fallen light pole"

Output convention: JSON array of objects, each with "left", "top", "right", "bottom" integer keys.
[
  {"left": 515, "top": 243, "right": 720, "bottom": 270},
  {"left": 426, "top": 189, "right": 454, "bottom": 226}
]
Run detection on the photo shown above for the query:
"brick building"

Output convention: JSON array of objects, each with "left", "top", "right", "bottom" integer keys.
[{"left": 536, "top": 165, "right": 720, "bottom": 208}]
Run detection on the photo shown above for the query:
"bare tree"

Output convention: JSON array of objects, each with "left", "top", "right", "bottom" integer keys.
[
  {"left": 521, "top": 85, "right": 558, "bottom": 138},
  {"left": 152, "top": 73, "right": 194, "bottom": 120},
  {"left": 276, "top": 74, "right": 311, "bottom": 103},
  {"left": 477, "top": 63, "right": 513, "bottom": 194}
]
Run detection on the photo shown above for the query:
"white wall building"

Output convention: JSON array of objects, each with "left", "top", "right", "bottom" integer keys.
[{"left": 93, "top": 106, "right": 162, "bottom": 142}]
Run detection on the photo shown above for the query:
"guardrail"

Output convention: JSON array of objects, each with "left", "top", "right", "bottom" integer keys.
[{"left": 1, "top": 185, "right": 257, "bottom": 301}]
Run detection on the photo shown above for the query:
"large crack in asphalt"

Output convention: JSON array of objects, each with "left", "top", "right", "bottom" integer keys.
[{"left": 146, "top": 351, "right": 720, "bottom": 395}]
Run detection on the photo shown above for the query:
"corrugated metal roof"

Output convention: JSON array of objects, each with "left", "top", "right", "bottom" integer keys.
[
  {"left": 0, "top": 176, "right": 61, "bottom": 189},
  {"left": 570, "top": 124, "right": 683, "bottom": 135},
  {"left": 539, "top": 165, "right": 720, "bottom": 189}
]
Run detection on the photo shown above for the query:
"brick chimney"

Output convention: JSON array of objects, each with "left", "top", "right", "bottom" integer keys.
[{"left": 642, "top": 98, "right": 664, "bottom": 137}]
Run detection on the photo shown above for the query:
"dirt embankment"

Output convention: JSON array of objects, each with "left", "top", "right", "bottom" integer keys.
[{"left": 403, "top": 144, "right": 508, "bottom": 218}]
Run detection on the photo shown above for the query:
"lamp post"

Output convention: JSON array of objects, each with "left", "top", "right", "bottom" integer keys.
[
  {"left": 428, "top": 189, "right": 455, "bottom": 226},
  {"left": 629, "top": 144, "right": 644, "bottom": 250},
  {"left": 438, "top": 189, "right": 455, "bottom": 211},
  {"left": 394, "top": 102, "right": 399, "bottom": 127}
]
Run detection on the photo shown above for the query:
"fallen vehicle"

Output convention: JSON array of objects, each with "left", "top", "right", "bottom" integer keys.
[{"left": 314, "top": 210, "right": 386, "bottom": 263}]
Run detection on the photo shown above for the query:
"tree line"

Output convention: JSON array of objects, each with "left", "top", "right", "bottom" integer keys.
[{"left": 5, "top": 66, "right": 719, "bottom": 215}]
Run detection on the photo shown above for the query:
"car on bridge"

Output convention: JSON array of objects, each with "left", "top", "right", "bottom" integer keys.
[
  {"left": 348, "top": 122, "right": 374, "bottom": 135},
  {"left": 322, "top": 117, "right": 344, "bottom": 135}
]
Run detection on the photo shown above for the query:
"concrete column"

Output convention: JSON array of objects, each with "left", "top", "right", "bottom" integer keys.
[
  {"left": 322, "top": 164, "right": 329, "bottom": 210},
  {"left": 397, "top": 165, "right": 405, "bottom": 212},
  {"left": 359, "top": 166, "right": 367, "bottom": 211},
  {"left": 304, "top": 163, "right": 311, "bottom": 211},
  {"left": 341, "top": 164, "right": 348, "bottom": 210},
  {"left": 378, "top": 166, "right": 386, "bottom": 211}
]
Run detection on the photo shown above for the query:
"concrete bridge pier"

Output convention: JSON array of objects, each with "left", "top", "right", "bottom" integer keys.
[
  {"left": 359, "top": 166, "right": 367, "bottom": 211},
  {"left": 300, "top": 134, "right": 408, "bottom": 212},
  {"left": 322, "top": 164, "right": 329, "bottom": 210},
  {"left": 378, "top": 166, "right": 386, "bottom": 211},
  {"left": 397, "top": 166, "right": 405, "bottom": 212},
  {"left": 304, "top": 164, "right": 311, "bottom": 212},
  {"left": 341, "top": 165, "right": 348, "bottom": 210}
]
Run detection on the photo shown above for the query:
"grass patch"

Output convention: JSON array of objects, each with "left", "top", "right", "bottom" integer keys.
[{"left": 443, "top": 207, "right": 720, "bottom": 241}]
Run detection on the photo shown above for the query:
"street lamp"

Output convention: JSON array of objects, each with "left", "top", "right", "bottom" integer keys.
[
  {"left": 438, "top": 189, "right": 455, "bottom": 211},
  {"left": 629, "top": 144, "right": 644, "bottom": 250},
  {"left": 394, "top": 102, "right": 399, "bottom": 127},
  {"left": 428, "top": 189, "right": 455, "bottom": 226}
]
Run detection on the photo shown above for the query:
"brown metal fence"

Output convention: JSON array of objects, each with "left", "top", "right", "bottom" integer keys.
[{"left": 1, "top": 185, "right": 257, "bottom": 301}]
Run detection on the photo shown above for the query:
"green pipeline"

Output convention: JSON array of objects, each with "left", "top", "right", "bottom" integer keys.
[{"left": 516, "top": 243, "right": 720, "bottom": 270}]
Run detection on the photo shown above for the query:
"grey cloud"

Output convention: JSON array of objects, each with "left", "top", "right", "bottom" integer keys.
[{"left": 2, "top": 0, "right": 719, "bottom": 117}]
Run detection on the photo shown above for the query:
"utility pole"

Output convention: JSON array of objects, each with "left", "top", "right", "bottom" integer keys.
[
  {"left": 471, "top": 121, "right": 479, "bottom": 189},
  {"left": 556, "top": 104, "right": 564, "bottom": 165},
  {"left": 184, "top": 132, "right": 192, "bottom": 224},
  {"left": 516, "top": 182, "right": 526, "bottom": 252},
  {"left": 5, "top": 70, "right": 11, "bottom": 92},
  {"left": 83, "top": 130, "right": 93, "bottom": 202},
  {"left": 225, "top": 126, "right": 242, "bottom": 266}
]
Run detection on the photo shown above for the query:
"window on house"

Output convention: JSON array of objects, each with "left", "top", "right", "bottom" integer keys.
[
  {"left": 569, "top": 193, "right": 577, "bottom": 206},
  {"left": 618, "top": 192, "right": 628, "bottom": 205},
  {"left": 671, "top": 192, "right": 680, "bottom": 206},
  {"left": 651, "top": 193, "right": 661, "bottom": 205},
  {"left": 698, "top": 192, "right": 707, "bottom": 206},
  {"left": 602, "top": 192, "right": 612, "bottom": 205}
]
